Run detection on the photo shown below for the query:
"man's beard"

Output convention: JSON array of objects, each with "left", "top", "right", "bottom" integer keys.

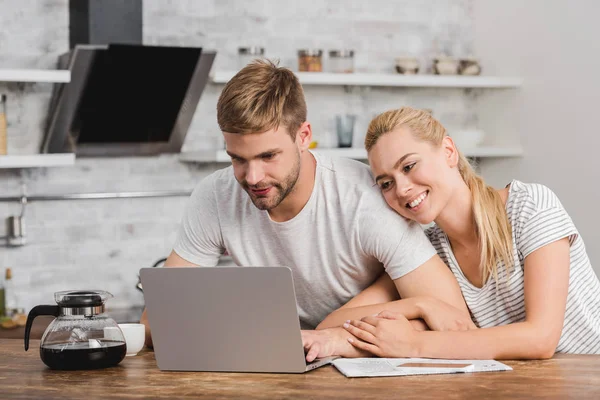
[{"left": 241, "top": 151, "right": 301, "bottom": 211}]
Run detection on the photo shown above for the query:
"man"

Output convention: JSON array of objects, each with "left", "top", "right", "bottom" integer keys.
[{"left": 141, "top": 60, "right": 470, "bottom": 358}]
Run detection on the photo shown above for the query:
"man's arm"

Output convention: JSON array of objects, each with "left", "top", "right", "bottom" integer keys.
[
  {"left": 304, "top": 254, "right": 471, "bottom": 362},
  {"left": 317, "top": 272, "right": 399, "bottom": 327},
  {"left": 317, "top": 272, "right": 428, "bottom": 330},
  {"left": 140, "top": 250, "right": 198, "bottom": 348},
  {"left": 317, "top": 255, "right": 471, "bottom": 330},
  {"left": 392, "top": 253, "right": 470, "bottom": 315},
  {"left": 318, "top": 200, "right": 471, "bottom": 330}
]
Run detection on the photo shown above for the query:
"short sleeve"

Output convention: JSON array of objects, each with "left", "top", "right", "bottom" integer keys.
[
  {"left": 518, "top": 206, "right": 578, "bottom": 259},
  {"left": 172, "top": 173, "right": 224, "bottom": 266},
  {"left": 358, "top": 201, "right": 437, "bottom": 280},
  {"left": 513, "top": 184, "right": 579, "bottom": 259}
]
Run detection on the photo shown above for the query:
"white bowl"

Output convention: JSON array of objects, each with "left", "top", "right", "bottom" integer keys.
[
  {"left": 433, "top": 57, "right": 460, "bottom": 75},
  {"left": 118, "top": 323, "right": 146, "bottom": 356},
  {"left": 395, "top": 57, "right": 420, "bottom": 74},
  {"left": 459, "top": 59, "right": 482, "bottom": 76}
]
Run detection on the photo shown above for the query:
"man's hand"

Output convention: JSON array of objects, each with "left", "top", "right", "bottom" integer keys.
[
  {"left": 301, "top": 327, "right": 371, "bottom": 362},
  {"left": 343, "top": 314, "right": 421, "bottom": 358},
  {"left": 415, "top": 297, "right": 477, "bottom": 331}
]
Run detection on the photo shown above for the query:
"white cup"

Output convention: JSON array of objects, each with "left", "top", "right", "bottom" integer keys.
[
  {"left": 118, "top": 323, "right": 146, "bottom": 356},
  {"left": 103, "top": 326, "right": 123, "bottom": 341}
]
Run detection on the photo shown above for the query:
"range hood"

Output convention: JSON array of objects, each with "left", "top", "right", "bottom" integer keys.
[{"left": 42, "top": 44, "right": 215, "bottom": 156}]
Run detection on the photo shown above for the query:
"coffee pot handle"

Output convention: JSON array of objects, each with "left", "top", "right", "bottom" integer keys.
[{"left": 24, "top": 305, "right": 60, "bottom": 351}]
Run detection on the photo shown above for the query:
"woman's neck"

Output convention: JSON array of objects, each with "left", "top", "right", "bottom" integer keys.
[{"left": 435, "top": 180, "right": 478, "bottom": 248}]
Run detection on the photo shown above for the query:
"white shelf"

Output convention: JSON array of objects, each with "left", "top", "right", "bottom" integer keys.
[
  {"left": 0, "top": 154, "right": 75, "bottom": 169},
  {"left": 180, "top": 150, "right": 229, "bottom": 163},
  {"left": 0, "top": 69, "right": 71, "bottom": 83},
  {"left": 461, "top": 147, "right": 524, "bottom": 157},
  {"left": 180, "top": 147, "right": 523, "bottom": 163},
  {"left": 211, "top": 71, "right": 523, "bottom": 88}
]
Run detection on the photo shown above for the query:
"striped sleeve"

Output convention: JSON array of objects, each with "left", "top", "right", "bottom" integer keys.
[{"left": 516, "top": 189, "right": 578, "bottom": 259}]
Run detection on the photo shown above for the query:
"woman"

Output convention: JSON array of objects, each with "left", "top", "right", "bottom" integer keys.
[{"left": 342, "top": 107, "right": 600, "bottom": 359}]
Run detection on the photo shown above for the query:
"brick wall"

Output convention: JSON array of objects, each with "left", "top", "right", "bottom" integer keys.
[{"left": 0, "top": 0, "right": 474, "bottom": 312}]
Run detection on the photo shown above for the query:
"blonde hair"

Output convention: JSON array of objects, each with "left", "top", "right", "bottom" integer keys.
[
  {"left": 216, "top": 59, "right": 306, "bottom": 140},
  {"left": 365, "top": 107, "right": 513, "bottom": 284}
]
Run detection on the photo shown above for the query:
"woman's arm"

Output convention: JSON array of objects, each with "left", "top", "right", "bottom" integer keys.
[{"left": 345, "top": 238, "right": 571, "bottom": 359}]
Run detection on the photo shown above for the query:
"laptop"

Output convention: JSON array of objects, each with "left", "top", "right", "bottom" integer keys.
[{"left": 140, "top": 266, "right": 337, "bottom": 373}]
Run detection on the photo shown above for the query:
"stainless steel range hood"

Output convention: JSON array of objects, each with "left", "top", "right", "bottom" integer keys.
[{"left": 42, "top": 44, "right": 215, "bottom": 157}]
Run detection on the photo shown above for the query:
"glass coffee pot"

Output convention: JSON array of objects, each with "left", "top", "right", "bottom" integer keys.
[{"left": 24, "top": 290, "right": 127, "bottom": 370}]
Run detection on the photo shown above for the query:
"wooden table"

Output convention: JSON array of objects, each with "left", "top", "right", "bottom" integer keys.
[{"left": 2, "top": 339, "right": 599, "bottom": 399}]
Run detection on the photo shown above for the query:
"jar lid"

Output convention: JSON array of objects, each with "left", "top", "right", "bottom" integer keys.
[
  {"left": 238, "top": 47, "right": 265, "bottom": 56},
  {"left": 329, "top": 50, "right": 354, "bottom": 58},
  {"left": 298, "top": 49, "right": 323, "bottom": 57},
  {"left": 55, "top": 290, "right": 112, "bottom": 307}
]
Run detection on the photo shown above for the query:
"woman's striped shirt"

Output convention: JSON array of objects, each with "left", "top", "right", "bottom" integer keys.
[{"left": 426, "top": 180, "right": 600, "bottom": 354}]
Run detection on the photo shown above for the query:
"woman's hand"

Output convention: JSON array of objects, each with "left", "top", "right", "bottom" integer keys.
[
  {"left": 343, "top": 313, "right": 421, "bottom": 358},
  {"left": 416, "top": 297, "right": 477, "bottom": 331}
]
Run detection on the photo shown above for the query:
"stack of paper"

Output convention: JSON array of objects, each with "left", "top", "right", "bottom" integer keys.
[{"left": 332, "top": 357, "right": 512, "bottom": 378}]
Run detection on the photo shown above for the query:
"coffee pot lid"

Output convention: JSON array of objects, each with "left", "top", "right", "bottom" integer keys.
[{"left": 55, "top": 290, "right": 113, "bottom": 308}]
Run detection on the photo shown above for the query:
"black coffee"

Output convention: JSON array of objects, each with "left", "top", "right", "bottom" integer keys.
[{"left": 40, "top": 341, "right": 126, "bottom": 370}]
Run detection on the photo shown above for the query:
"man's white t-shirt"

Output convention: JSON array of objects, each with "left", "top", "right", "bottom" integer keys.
[{"left": 174, "top": 151, "right": 436, "bottom": 329}]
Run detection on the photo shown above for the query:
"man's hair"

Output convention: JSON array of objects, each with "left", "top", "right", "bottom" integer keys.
[{"left": 216, "top": 59, "right": 307, "bottom": 140}]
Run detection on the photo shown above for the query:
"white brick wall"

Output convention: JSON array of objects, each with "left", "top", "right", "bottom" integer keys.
[{"left": 0, "top": 0, "right": 474, "bottom": 312}]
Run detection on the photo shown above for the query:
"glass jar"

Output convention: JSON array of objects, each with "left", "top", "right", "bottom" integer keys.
[
  {"left": 25, "top": 290, "right": 126, "bottom": 370},
  {"left": 328, "top": 50, "right": 355, "bottom": 73},
  {"left": 238, "top": 47, "right": 265, "bottom": 70},
  {"left": 298, "top": 49, "right": 323, "bottom": 72},
  {"left": 0, "top": 94, "right": 6, "bottom": 155}
]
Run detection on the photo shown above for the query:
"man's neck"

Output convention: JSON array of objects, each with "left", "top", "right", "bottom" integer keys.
[{"left": 268, "top": 151, "right": 317, "bottom": 222}]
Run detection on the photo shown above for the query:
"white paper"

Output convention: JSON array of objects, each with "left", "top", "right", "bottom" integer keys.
[{"left": 332, "top": 357, "right": 512, "bottom": 378}]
